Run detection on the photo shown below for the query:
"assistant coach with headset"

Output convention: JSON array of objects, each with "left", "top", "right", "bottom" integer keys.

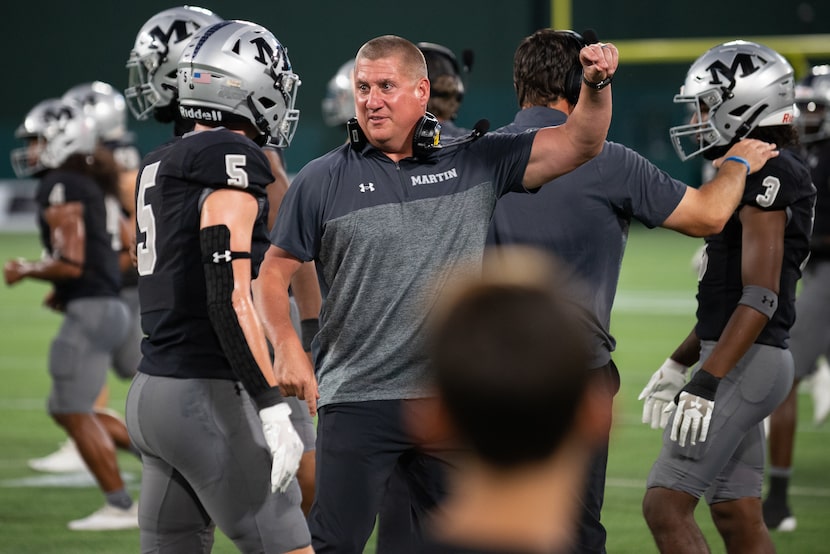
[{"left": 487, "top": 29, "right": 780, "bottom": 553}]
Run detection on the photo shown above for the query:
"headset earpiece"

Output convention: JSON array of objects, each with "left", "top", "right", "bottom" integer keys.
[
  {"left": 348, "top": 113, "right": 441, "bottom": 158},
  {"left": 561, "top": 30, "right": 587, "bottom": 106},
  {"left": 412, "top": 112, "right": 441, "bottom": 158},
  {"left": 347, "top": 117, "right": 366, "bottom": 150}
]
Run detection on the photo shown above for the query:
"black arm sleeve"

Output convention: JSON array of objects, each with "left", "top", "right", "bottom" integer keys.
[{"left": 200, "top": 224, "right": 282, "bottom": 410}]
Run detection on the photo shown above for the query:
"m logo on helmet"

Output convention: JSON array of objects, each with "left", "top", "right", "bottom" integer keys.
[
  {"left": 705, "top": 53, "right": 768, "bottom": 88},
  {"left": 250, "top": 37, "right": 275, "bottom": 66},
  {"left": 44, "top": 106, "right": 73, "bottom": 125},
  {"left": 148, "top": 20, "right": 198, "bottom": 48}
]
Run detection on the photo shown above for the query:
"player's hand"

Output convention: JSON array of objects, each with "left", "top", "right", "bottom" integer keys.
[
  {"left": 713, "top": 139, "right": 779, "bottom": 174},
  {"left": 43, "top": 289, "right": 65, "bottom": 312},
  {"left": 259, "top": 402, "right": 304, "bottom": 493},
  {"left": 580, "top": 42, "right": 618, "bottom": 85},
  {"left": 3, "top": 258, "right": 26, "bottom": 285},
  {"left": 667, "top": 369, "right": 721, "bottom": 447},
  {"left": 639, "top": 358, "right": 688, "bottom": 429}
]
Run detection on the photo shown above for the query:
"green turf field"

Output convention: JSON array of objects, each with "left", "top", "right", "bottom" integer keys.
[{"left": 1, "top": 227, "right": 827, "bottom": 553}]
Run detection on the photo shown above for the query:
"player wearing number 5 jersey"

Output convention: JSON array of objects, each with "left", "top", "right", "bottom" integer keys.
[
  {"left": 641, "top": 41, "right": 816, "bottom": 554},
  {"left": 125, "top": 20, "right": 312, "bottom": 553}
]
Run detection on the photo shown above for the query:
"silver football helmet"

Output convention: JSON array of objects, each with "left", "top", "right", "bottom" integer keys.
[
  {"left": 177, "top": 20, "right": 301, "bottom": 147},
  {"left": 670, "top": 40, "right": 795, "bottom": 161},
  {"left": 321, "top": 59, "right": 355, "bottom": 127},
  {"left": 62, "top": 81, "right": 128, "bottom": 142},
  {"left": 11, "top": 99, "right": 96, "bottom": 177},
  {"left": 125, "top": 5, "right": 223, "bottom": 120},
  {"left": 794, "top": 65, "right": 830, "bottom": 144}
]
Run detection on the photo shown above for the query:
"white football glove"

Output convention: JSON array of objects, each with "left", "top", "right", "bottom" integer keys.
[
  {"left": 259, "top": 402, "right": 304, "bottom": 493},
  {"left": 669, "top": 391, "right": 714, "bottom": 447},
  {"left": 638, "top": 358, "right": 688, "bottom": 429},
  {"left": 667, "top": 369, "right": 721, "bottom": 447}
]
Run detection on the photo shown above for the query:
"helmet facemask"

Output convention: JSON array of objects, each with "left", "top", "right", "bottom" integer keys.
[
  {"left": 670, "top": 89, "right": 726, "bottom": 161},
  {"left": 125, "top": 47, "right": 171, "bottom": 120},
  {"left": 10, "top": 101, "right": 96, "bottom": 177},
  {"left": 125, "top": 6, "right": 223, "bottom": 121}
]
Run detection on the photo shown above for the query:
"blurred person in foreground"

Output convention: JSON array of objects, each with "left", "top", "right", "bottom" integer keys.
[
  {"left": 415, "top": 246, "right": 611, "bottom": 554},
  {"left": 640, "top": 40, "right": 815, "bottom": 553}
]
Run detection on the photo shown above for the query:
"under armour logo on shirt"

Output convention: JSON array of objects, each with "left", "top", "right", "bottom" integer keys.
[
  {"left": 359, "top": 183, "right": 375, "bottom": 193},
  {"left": 762, "top": 295, "right": 775, "bottom": 308},
  {"left": 212, "top": 250, "right": 232, "bottom": 263}
]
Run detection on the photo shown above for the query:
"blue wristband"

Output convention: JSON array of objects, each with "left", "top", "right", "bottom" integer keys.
[{"left": 723, "top": 156, "right": 751, "bottom": 175}]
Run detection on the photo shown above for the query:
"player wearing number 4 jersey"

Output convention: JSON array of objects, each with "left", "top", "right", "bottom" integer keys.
[
  {"left": 640, "top": 40, "right": 815, "bottom": 554},
  {"left": 125, "top": 20, "right": 312, "bottom": 553},
  {"left": 5, "top": 98, "right": 138, "bottom": 530}
]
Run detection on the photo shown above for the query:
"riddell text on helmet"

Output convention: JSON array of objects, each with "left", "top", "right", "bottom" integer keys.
[{"left": 178, "top": 107, "right": 223, "bottom": 121}]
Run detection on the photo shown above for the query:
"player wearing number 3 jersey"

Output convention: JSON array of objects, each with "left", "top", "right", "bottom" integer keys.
[{"left": 641, "top": 40, "right": 816, "bottom": 554}]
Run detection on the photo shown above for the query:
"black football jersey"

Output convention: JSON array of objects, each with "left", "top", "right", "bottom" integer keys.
[
  {"left": 103, "top": 138, "right": 142, "bottom": 172},
  {"left": 35, "top": 169, "right": 122, "bottom": 304},
  {"left": 135, "top": 128, "right": 273, "bottom": 380},
  {"left": 696, "top": 149, "right": 816, "bottom": 348}
]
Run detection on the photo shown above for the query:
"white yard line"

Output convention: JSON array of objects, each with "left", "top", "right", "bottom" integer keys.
[{"left": 612, "top": 291, "right": 697, "bottom": 315}]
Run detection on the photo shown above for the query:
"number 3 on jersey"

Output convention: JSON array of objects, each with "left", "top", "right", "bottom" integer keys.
[
  {"left": 135, "top": 155, "right": 250, "bottom": 276},
  {"left": 755, "top": 176, "right": 780, "bottom": 208}
]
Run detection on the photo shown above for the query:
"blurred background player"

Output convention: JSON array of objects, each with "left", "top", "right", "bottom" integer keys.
[
  {"left": 5, "top": 98, "right": 139, "bottom": 530},
  {"left": 641, "top": 40, "right": 814, "bottom": 553},
  {"left": 416, "top": 246, "right": 612, "bottom": 554},
  {"left": 28, "top": 81, "right": 143, "bottom": 475},
  {"left": 125, "top": 5, "right": 320, "bottom": 514},
  {"left": 125, "top": 19, "right": 312, "bottom": 552},
  {"left": 321, "top": 58, "right": 356, "bottom": 131},
  {"left": 417, "top": 42, "right": 472, "bottom": 138},
  {"left": 763, "top": 64, "right": 830, "bottom": 532}
]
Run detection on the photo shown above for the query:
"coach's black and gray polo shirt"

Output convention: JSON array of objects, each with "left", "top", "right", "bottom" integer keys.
[{"left": 272, "top": 131, "right": 536, "bottom": 407}]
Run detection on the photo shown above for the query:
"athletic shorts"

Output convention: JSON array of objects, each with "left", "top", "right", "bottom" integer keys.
[
  {"left": 646, "top": 341, "right": 793, "bottom": 503},
  {"left": 126, "top": 372, "right": 311, "bottom": 553},
  {"left": 48, "top": 297, "right": 130, "bottom": 414},
  {"left": 789, "top": 260, "right": 830, "bottom": 380}
]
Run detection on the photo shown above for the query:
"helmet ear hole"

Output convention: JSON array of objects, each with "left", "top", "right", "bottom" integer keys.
[{"left": 259, "top": 97, "right": 276, "bottom": 109}]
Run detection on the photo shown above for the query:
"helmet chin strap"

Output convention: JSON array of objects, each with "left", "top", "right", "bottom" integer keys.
[{"left": 245, "top": 93, "right": 270, "bottom": 140}]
